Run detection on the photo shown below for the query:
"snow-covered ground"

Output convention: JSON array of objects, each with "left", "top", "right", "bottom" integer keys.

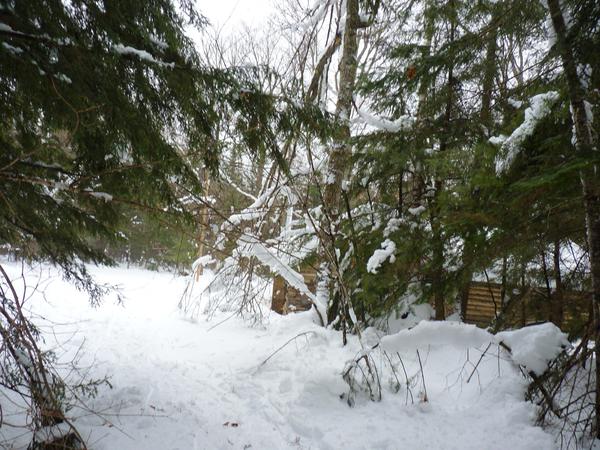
[{"left": 1, "top": 262, "right": 557, "bottom": 449}]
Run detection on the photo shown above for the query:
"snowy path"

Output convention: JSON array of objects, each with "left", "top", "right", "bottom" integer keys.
[{"left": 1, "top": 263, "right": 557, "bottom": 449}]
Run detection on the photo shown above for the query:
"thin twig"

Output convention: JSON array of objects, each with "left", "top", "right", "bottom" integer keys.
[{"left": 256, "top": 331, "right": 316, "bottom": 370}]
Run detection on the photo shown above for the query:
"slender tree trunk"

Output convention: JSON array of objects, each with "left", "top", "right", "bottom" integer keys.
[
  {"left": 480, "top": 8, "right": 498, "bottom": 132},
  {"left": 552, "top": 239, "right": 564, "bottom": 328},
  {"left": 501, "top": 256, "right": 507, "bottom": 305},
  {"left": 546, "top": 0, "right": 600, "bottom": 437},
  {"left": 431, "top": 209, "right": 446, "bottom": 320},
  {"left": 430, "top": 0, "right": 458, "bottom": 321},
  {"left": 195, "top": 173, "right": 211, "bottom": 281},
  {"left": 416, "top": 1, "right": 435, "bottom": 120},
  {"left": 320, "top": 0, "right": 361, "bottom": 334},
  {"left": 458, "top": 238, "right": 476, "bottom": 321}
]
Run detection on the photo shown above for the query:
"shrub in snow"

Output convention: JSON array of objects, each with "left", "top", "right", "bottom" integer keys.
[{"left": 344, "top": 320, "right": 570, "bottom": 408}]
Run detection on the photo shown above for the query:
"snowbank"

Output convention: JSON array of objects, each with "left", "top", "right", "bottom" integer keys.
[
  {"left": 381, "top": 320, "right": 493, "bottom": 352},
  {"left": 497, "top": 322, "right": 569, "bottom": 375},
  {"left": 381, "top": 320, "right": 569, "bottom": 376}
]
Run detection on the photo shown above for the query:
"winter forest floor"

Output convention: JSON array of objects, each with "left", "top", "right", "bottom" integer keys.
[{"left": 1, "top": 261, "right": 558, "bottom": 450}]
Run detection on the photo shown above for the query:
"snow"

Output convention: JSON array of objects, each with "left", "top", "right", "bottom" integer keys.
[
  {"left": 34, "top": 423, "right": 73, "bottom": 445},
  {"left": 0, "top": 261, "right": 558, "bottom": 450},
  {"left": 489, "top": 134, "right": 507, "bottom": 145},
  {"left": 55, "top": 73, "right": 72, "bottom": 84},
  {"left": 324, "top": 170, "right": 336, "bottom": 185},
  {"left": 113, "top": 44, "right": 175, "bottom": 68},
  {"left": 381, "top": 320, "right": 493, "bottom": 353},
  {"left": 191, "top": 254, "right": 216, "bottom": 272},
  {"left": 495, "top": 91, "right": 560, "bottom": 174},
  {"left": 149, "top": 34, "right": 168, "bottom": 50},
  {"left": 222, "top": 185, "right": 294, "bottom": 232},
  {"left": 382, "top": 320, "right": 568, "bottom": 377},
  {"left": 408, "top": 205, "right": 426, "bottom": 216},
  {"left": 508, "top": 98, "right": 523, "bottom": 109},
  {"left": 297, "top": 0, "right": 331, "bottom": 31},
  {"left": 383, "top": 217, "right": 402, "bottom": 237},
  {"left": 356, "top": 108, "right": 414, "bottom": 133},
  {"left": 2, "top": 41, "right": 23, "bottom": 54},
  {"left": 366, "top": 239, "right": 396, "bottom": 274},
  {"left": 383, "top": 303, "right": 435, "bottom": 332},
  {"left": 236, "top": 233, "right": 317, "bottom": 305},
  {"left": 496, "top": 323, "right": 569, "bottom": 375},
  {"left": 87, "top": 191, "right": 113, "bottom": 202}
]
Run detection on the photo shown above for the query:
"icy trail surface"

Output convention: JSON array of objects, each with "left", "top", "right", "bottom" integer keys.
[{"left": 1, "top": 263, "right": 556, "bottom": 449}]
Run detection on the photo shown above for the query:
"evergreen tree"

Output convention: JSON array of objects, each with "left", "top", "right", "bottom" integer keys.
[{"left": 0, "top": 0, "right": 220, "bottom": 294}]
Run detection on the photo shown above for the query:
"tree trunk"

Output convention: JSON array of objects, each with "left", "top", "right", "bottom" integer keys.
[
  {"left": 320, "top": 0, "right": 361, "bottom": 334},
  {"left": 546, "top": 0, "right": 600, "bottom": 437},
  {"left": 552, "top": 239, "right": 564, "bottom": 328},
  {"left": 430, "top": 0, "right": 457, "bottom": 321},
  {"left": 194, "top": 172, "right": 211, "bottom": 281},
  {"left": 480, "top": 8, "right": 498, "bottom": 131},
  {"left": 458, "top": 238, "right": 476, "bottom": 321},
  {"left": 431, "top": 214, "right": 446, "bottom": 320}
]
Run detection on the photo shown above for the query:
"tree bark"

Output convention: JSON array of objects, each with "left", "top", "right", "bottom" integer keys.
[
  {"left": 430, "top": 0, "right": 458, "bottom": 321},
  {"left": 194, "top": 172, "right": 211, "bottom": 281},
  {"left": 480, "top": 8, "right": 498, "bottom": 131},
  {"left": 546, "top": 0, "right": 600, "bottom": 437},
  {"left": 552, "top": 239, "right": 564, "bottom": 328},
  {"left": 320, "top": 0, "right": 362, "bottom": 334}
]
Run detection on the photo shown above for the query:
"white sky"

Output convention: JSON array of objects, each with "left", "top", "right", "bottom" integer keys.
[{"left": 198, "top": 0, "right": 275, "bottom": 33}]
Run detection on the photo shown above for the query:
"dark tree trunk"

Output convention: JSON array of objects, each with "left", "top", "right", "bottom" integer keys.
[
  {"left": 552, "top": 240, "right": 564, "bottom": 328},
  {"left": 480, "top": 8, "right": 498, "bottom": 131},
  {"left": 546, "top": 0, "right": 600, "bottom": 437},
  {"left": 429, "top": 0, "right": 458, "bottom": 321}
]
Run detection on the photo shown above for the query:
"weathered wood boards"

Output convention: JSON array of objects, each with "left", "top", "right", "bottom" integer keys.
[
  {"left": 464, "top": 282, "right": 503, "bottom": 326},
  {"left": 271, "top": 271, "right": 317, "bottom": 314}
]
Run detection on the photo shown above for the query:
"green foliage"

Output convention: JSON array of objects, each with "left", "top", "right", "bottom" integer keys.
[
  {"left": 0, "top": 0, "right": 334, "bottom": 288},
  {"left": 332, "top": 0, "right": 596, "bottom": 325},
  {"left": 0, "top": 0, "right": 218, "bottom": 292}
]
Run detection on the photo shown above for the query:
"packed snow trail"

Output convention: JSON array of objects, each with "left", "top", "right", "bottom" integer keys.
[{"left": 0, "top": 263, "right": 556, "bottom": 449}]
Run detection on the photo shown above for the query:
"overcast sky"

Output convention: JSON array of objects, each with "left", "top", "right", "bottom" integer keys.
[{"left": 198, "top": 0, "right": 275, "bottom": 33}]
